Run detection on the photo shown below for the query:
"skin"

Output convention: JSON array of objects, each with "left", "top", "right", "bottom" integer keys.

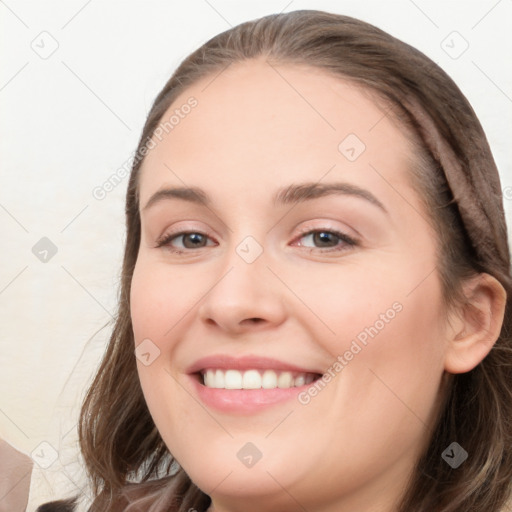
[{"left": 130, "top": 57, "right": 505, "bottom": 512}]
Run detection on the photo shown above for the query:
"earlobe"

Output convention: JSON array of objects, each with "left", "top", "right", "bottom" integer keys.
[{"left": 444, "top": 273, "right": 507, "bottom": 374}]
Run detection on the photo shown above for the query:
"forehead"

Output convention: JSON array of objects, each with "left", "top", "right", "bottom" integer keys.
[{"left": 138, "top": 58, "right": 416, "bottom": 208}]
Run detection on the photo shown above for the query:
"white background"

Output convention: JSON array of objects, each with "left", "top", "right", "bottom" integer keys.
[{"left": 1, "top": 0, "right": 511, "bottom": 509}]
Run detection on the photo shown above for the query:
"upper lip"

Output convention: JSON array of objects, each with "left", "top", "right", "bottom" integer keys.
[{"left": 186, "top": 355, "right": 322, "bottom": 375}]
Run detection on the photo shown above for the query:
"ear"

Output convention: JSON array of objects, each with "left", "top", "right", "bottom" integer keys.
[{"left": 444, "top": 273, "right": 507, "bottom": 374}]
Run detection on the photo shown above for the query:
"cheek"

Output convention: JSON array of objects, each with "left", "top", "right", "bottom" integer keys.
[
  {"left": 130, "top": 259, "right": 204, "bottom": 439},
  {"left": 286, "top": 257, "right": 443, "bottom": 355},
  {"left": 297, "top": 258, "right": 447, "bottom": 423},
  {"left": 130, "top": 259, "right": 196, "bottom": 343}
]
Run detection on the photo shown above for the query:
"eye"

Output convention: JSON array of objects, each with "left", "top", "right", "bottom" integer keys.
[
  {"left": 155, "top": 228, "right": 357, "bottom": 254},
  {"left": 294, "top": 229, "right": 357, "bottom": 252},
  {"left": 155, "top": 231, "right": 216, "bottom": 252}
]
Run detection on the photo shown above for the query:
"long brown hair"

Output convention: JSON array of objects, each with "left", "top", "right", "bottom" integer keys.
[{"left": 74, "top": 10, "right": 512, "bottom": 511}]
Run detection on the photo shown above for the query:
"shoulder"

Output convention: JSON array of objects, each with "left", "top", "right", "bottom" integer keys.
[{"left": 0, "top": 439, "right": 33, "bottom": 512}]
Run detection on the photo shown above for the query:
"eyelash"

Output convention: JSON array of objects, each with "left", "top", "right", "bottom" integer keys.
[
  {"left": 155, "top": 227, "right": 358, "bottom": 255},
  {"left": 293, "top": 227, "right": 358, "bottom": 253}
]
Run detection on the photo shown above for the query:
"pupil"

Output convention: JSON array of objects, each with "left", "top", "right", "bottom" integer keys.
[
  {"left": 314, "top": 232, "right": 336, "bottom": 247},
  {"left": 184, "top": 233, "right": 205, "bottom": 248}
]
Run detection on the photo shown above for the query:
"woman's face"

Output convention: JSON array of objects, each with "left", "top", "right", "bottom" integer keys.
[{"left": 131, "top": 58, "right": 450, "bottom": 511}]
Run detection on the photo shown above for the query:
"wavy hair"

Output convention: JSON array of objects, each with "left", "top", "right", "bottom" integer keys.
[{"left": 40, "top": 9, "right": 512, "bottom": 512}]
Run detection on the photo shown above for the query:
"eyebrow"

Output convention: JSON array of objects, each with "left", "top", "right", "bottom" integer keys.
[
  {"left": 273, "top": 182, "right": 387, "bottom": 212},
  {"left": 142, "top": 181, "right": 387, "bottom": 214},
  {"left": 143, "top": 186, "right": 209, "bottom": 211}
]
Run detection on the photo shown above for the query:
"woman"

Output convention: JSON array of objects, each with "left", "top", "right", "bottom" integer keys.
[{"left": 38, "top": 9, "right": 512, "bottom": 512}]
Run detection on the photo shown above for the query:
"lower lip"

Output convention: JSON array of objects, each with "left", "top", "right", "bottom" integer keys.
[{"left": 189, "top": 375, "right": 315, "bottom": 413}]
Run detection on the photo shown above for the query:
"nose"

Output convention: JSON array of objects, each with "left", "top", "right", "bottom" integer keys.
[{"left": 197, "top": 249, "right": 287, "bottom": 335}]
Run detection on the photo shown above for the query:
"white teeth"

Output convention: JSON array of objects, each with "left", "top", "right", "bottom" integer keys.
[
  {"left": 225, "top": 369, "right": 243, "bottom": 389},
  {"left": 261, "top": 370, "right": 277, "bottom": 389},
  {"left": 214, "top": 369, "right": 224, "bottom": 388},
  {"left": 277, "top": 371, "right": 293, "bottom": 388},
  {"left": 202, "top": 369, "right": 316, "bottom": 390},
  {"left": 294, "top": 375, "right": 306, "bottom": 387},
  {"left": 242, "top": 369, "right": 261, "bottom": 389},
  {"left": 205, "top": 369, "right": 215, "bottom": 387}
]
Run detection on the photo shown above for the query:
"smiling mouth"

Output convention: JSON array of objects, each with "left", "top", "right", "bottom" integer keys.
[{"left": 199, "top": 368, "right": 322, "bottom": 390}]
